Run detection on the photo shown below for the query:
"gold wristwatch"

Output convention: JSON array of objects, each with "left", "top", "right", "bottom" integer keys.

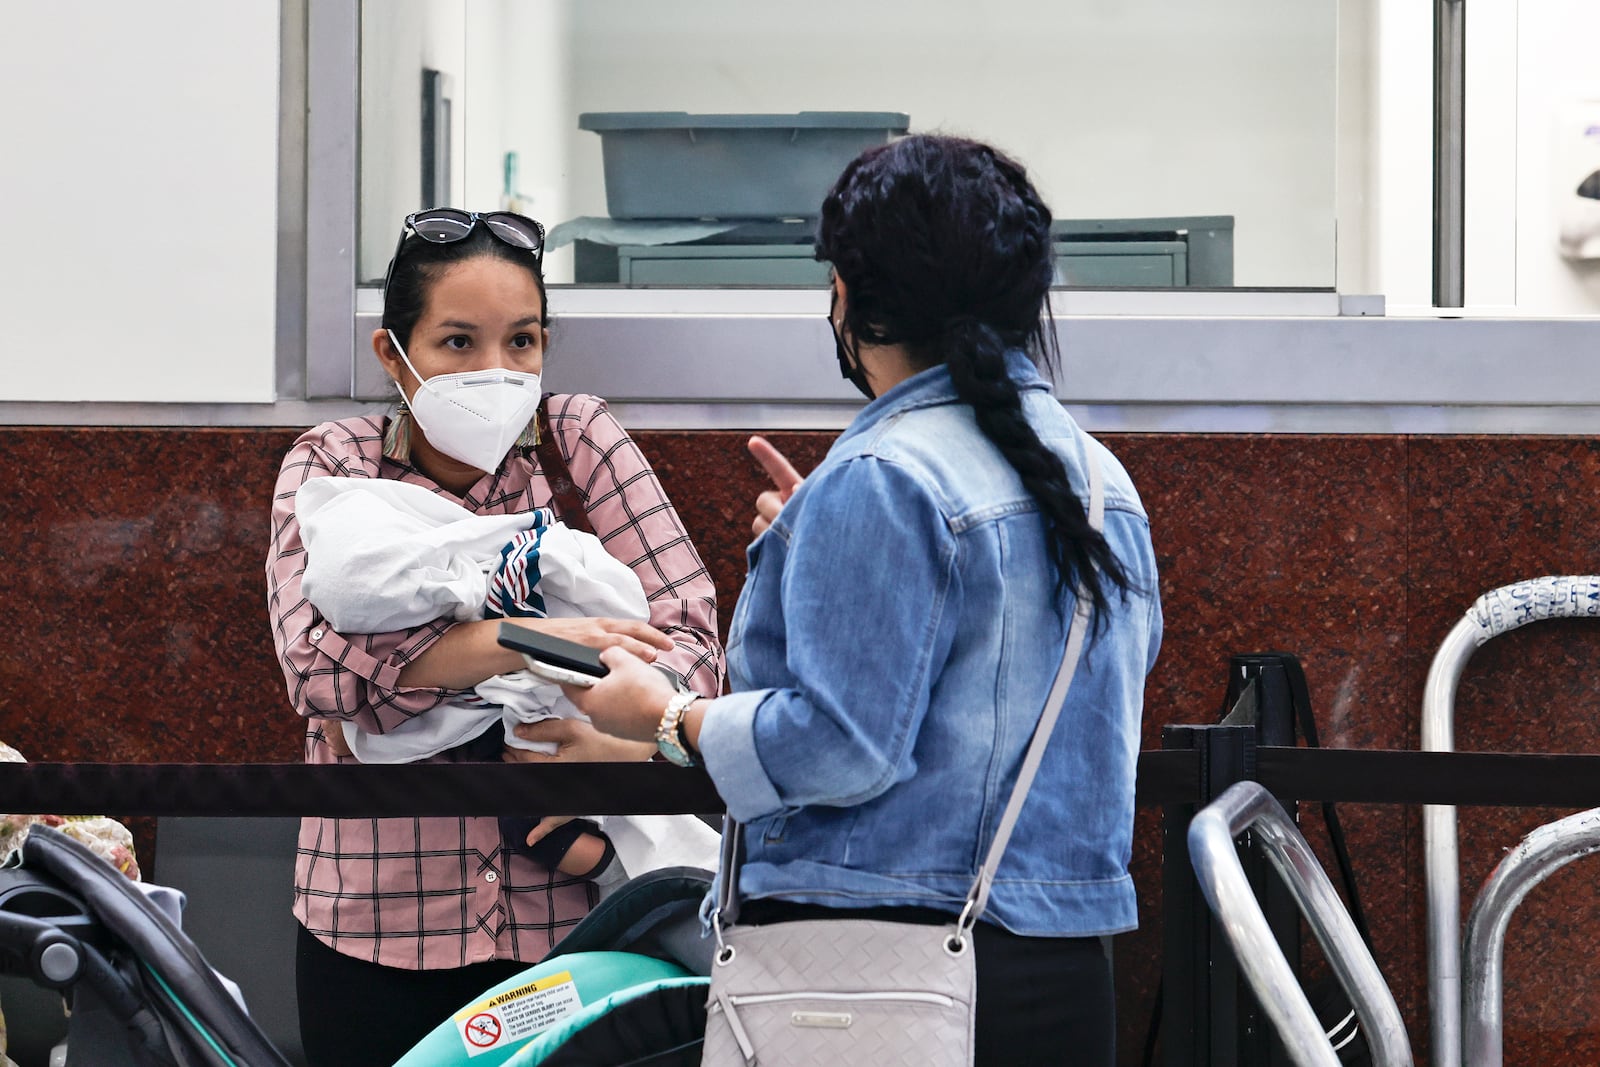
[{"left": 655, "top": 691, "right": 700, "bottom": 767}]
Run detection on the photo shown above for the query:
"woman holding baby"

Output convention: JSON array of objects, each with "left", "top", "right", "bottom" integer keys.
[{"left": 264, "top": 209, "right": 724, "bottom": 1067}]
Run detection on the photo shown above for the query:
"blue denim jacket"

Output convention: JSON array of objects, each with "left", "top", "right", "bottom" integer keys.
[{"left": 698, "top": 351, "right": 1162, "bottom": 937}]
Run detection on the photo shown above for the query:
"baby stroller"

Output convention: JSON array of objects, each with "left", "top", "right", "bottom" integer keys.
[
  {"left": 0, "top": 824, "right": 289, "bottom": 1066},
  {"left": 0, "top": 826, "right": 713, "bottom": 1066}
]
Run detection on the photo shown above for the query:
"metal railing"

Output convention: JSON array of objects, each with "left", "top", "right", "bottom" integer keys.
[
  {"left": 1187, "top": 781, "right": 1412, "bottom": 1067},
  {"left": 1421, "top": 575, "right": 1600, "bottom": 1067},
  {"left": 1461, "top": 807, "right": 1600, "bottom": 1067}
]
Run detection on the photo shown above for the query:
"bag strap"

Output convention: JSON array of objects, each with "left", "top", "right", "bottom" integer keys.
[
  {"left": 714, "top": 442, "right": 1107, "bottom": 941},
  {"left": 533, "top": 395, "right": 595, "bottom": 536},
  {"left": 715, "top": 820, "right": 743, "bottom": 928}
]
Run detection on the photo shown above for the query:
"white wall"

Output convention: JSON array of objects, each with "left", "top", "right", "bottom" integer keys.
[
  {"left": 0, "top": 2, "right": 279, "bottom": 403},
  {"left": 1367, "top": 0, "right": 1600, "bottom": 316},
  {"left": 1335, "top": 0, "right": 1377, "bottom": 294},
  {"left": 464, "top": 0, "right": 576, "bottom": 282},
  {"left": 359, "top": 1, "right": 574, "bottom": 283},
  {"left": 564, "top": 0, "right": 1340, "bottom": 288},
  {"left": 1367, "top": 0, "right": 1432, "bottom": 311},
  {"left": 1372, "top": 0, "right": 1528, "bottom": 312},
  {"left": 1514, "top": 2, "right": 1600, "bottom": 314},
  {"left": 358, "top": 0, "right": 467, "bottom": 283}
]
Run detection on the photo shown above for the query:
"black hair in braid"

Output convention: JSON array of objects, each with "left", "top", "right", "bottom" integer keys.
[{"left": 815, "top": 135, "right": 1130, "bottom": 618}]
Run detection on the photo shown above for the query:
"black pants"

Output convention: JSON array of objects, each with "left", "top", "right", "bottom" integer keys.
[
  {"left": 741, "top": 900, "right": 1115, "bottom": 1067},
  {"left": 296, "top": 924, "right": 534, "bottom": 1067}
]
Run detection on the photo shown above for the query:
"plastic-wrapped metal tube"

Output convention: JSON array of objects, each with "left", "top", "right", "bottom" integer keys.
[
  {"left": 1189, "top": 781, "right": 1412, "bottom": 1067},
  {"left": 1461, "top": 808, "right": 1600, "bottom": 1066},
  {"left": 1423, "top": 576, "right": 1600, "bottom": 1067}
]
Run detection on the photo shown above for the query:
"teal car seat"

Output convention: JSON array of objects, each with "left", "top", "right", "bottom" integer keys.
[{"left": 395, "top": 865, "right": 714, "bottom": 1067}]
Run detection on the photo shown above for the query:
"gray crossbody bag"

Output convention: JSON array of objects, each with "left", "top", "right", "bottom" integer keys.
[{"left": 701, "top": 448, "right": 1105, "bottom": 1067}]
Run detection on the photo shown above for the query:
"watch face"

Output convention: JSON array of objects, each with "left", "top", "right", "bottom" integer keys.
[
  {"left": 656, "top": 698, "right": 696, "bottom": 767},
  {"left": 656, "top": 734, "right": 693, "bottom": 767}
]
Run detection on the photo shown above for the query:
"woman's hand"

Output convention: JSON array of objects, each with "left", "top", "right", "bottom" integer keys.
[
  {"left": 561, "top": 647, "right": 681, "bottom": 743},
  {"left": 518, "top": 815, "right": 574, "bottom": 849},
  {"left": 503, "top": 716, "right": 657, "bottom": 763},
  {"left": 748, "top": 435, "right": 804, "bottom": 538},
  {"left": 503, "top": 616, "right": 674, "bottom": 661},
  {"left": 320, "top": 721, "right": 355, "bottom": 759}
]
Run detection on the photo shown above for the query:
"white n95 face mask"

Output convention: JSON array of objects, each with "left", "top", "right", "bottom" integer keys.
[{"left": 388, "top": 329, "right": 542, "bottom": 474}]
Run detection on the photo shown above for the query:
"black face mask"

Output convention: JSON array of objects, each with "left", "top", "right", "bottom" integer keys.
[{"left": 829, "top": 293, "right": 876, "bottom": 401}]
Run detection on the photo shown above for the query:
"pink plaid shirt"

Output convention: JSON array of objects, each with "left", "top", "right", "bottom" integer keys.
[{"left": 266, "top": 393, "right": 724, "bottom": 969}]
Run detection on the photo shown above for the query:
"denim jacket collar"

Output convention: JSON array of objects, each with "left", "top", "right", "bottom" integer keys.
[{"left": 837, "top": 349, "right": 1049, "bottom": 446}]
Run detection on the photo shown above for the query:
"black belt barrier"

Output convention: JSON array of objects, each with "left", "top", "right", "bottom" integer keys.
[
  {"left": 2, "top": 747, "right": 1600, "bottom": 817},
  {"left": 0, "top": 761, "right": 725, "bottom": 817}
]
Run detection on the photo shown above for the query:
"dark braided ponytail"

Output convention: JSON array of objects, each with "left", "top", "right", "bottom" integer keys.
[{"left": 816, "top": 135, "right": 1130, "bottom": 619}]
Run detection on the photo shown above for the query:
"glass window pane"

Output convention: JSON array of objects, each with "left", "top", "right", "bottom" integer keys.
[{"left": 359, "top": 0, "right": 1337, "bottom": 290}]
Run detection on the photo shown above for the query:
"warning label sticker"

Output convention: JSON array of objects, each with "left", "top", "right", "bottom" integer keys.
[{"left": 453, "top": 971, "right": 583, "bottom": 1057}]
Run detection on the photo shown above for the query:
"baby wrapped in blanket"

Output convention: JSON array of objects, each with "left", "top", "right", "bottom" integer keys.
[{"left": 294, "top": 477, "right": 718, "bottom": 885}]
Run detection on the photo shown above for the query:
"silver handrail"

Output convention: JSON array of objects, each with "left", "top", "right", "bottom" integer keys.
[
  {"left": 1423, "top": 575, "right": 1600, "bottom": 1067},
  {"left": 1188, "top": 781, "right": 1412, "bottom": 1067},
  {"left": 1461, "top": 807, "right": 1600, "bottom": 1067}
]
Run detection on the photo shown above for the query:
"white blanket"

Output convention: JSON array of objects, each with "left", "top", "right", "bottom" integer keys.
[
  {"left": 295, "top": 477, "right": 720, "bottom": 875},
  {"left": 297, "top": 477, "right": 645, "bottom": 760}
]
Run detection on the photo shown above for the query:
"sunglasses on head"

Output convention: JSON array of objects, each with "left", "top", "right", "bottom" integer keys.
[{"left": 383, "top": 208, "right": 546, "bottom": 291}]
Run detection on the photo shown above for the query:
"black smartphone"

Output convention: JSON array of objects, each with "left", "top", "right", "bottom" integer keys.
[{"left": 497, "top": 623, "right": 609, "bottom": 688}]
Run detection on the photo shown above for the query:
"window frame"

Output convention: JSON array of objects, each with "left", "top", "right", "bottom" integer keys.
[{"left": 2, "top": 0, "right": 1596, "bottom": 434}]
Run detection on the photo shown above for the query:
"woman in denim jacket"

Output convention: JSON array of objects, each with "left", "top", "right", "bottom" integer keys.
[{"left": 571, "top": 134, "right": 1163, "bottom": 1064}]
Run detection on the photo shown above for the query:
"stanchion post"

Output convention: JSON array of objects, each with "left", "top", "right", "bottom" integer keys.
[
  {"left": 1236, "top": 660, "right": 1303, "bottom": 1067},
  {"left": 1162, "top": 723, "right": 1256, "bottom": 1067}
]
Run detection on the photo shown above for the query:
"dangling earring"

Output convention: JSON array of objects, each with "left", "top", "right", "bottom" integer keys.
[{"left": 389, "top": 400, "right": 414, "bottom": 458}]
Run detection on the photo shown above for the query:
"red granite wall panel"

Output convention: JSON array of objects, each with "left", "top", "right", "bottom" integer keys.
[
  {"left": 3, "top": 427, "right": 1600, "bottom": 1064},
  {"left": 1406, "top": 437, "right": 1600, "bottom": 1065},
  {"left": 0, "top": 427, "right": 303, "bottom": 765},
  {"left": 1110, "top": 434, "right": 1414, "bottom": 1063}
]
